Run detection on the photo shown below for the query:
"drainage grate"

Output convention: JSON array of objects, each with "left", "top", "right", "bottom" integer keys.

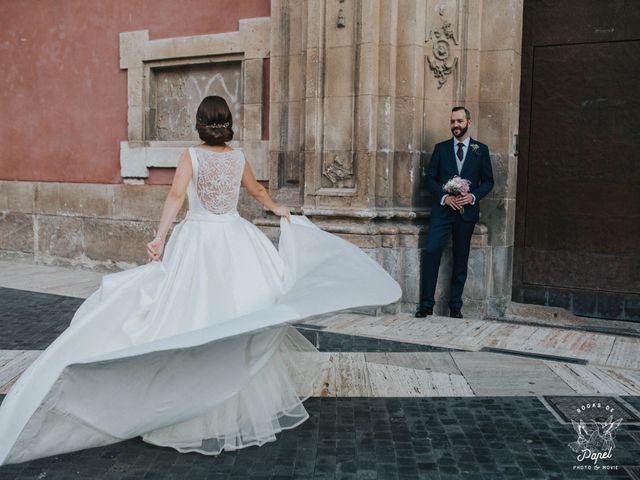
[
  {"left": 479, "top": 347, "right": 587, "bottom": 364},
  {"left": 543, "top": 396, "right": 640, "bottom": 425}
]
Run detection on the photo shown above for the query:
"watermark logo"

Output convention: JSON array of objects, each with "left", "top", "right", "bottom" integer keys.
[{"left": 569, "top": 402, "right": 622, "bottom": 471}]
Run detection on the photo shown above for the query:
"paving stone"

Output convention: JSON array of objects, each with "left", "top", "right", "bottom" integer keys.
[
  {"left": 1, "top": 396, "right": 633, "bottom": 479},
  {"left": 0, "top": 287, "right": 83, "bottom": 350}
]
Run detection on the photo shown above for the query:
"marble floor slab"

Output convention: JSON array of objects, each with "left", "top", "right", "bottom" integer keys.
[
  {"left": 0, "top": 260, "right": 103, "bottom": 298},
  {"left": 316, "top": 313, "right": 640, "bottom": 373},
  {"left": 7, "top": 349, "right": 640, "bottom": 398},
  {"left": 0, "top": 350, "right": 41, "bottom": 394},
  {"left": 450, "top": 351, "right": 577, "bottom": 396}
]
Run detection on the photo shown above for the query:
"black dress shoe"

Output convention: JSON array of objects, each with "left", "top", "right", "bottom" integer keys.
[
  {"left": 449, "top": 308, "right": 463, "bottom": 318},
  {"left": 415, "top": 306, "right": 433, "bottom": 318}
]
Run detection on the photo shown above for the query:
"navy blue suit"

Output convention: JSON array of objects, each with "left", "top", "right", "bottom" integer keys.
[{"left": 420, "top": 138, "right": 494, "bottom": 310}]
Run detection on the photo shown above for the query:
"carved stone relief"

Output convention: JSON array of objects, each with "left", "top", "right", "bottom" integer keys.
[
  {"left": 425, "top": 5, "right": 459, "bottom": 89},
  {"left": 337, "top": 0, "right": 346, "bottom": 28},
  {"left": 151, "top": 62, "right": 242, "bottom": 141},
  {"left": 322, "top": 154, "right": 354, "bottom": 187}
]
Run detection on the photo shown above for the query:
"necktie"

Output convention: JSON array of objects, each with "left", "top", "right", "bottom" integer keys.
[{"left": 456, "top": 142, "right": 464, "bottom": 162}]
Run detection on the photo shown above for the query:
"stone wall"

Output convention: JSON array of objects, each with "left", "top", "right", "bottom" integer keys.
[
  {"left": 263, "top": 0, "right": 523, "bottom": 317},
  {"left": 0, "top": 180, "right": 266, "bottom": 270}
]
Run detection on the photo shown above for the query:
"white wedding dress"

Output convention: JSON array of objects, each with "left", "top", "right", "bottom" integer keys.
[{"left": 0, "top": 147, "right": 402, "bottom": 465}]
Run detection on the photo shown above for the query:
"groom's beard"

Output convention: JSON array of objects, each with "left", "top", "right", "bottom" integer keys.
[{"left": 451, "top": 125, "right": 468, "bottom": 139}]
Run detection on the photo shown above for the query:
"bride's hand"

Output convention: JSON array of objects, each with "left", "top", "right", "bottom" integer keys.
[
  {"left": 146, "top": 236, "right": 164, "bottom": 262},
  {"left": 272, "top": 204, "right": 291, "bottom": 223}
]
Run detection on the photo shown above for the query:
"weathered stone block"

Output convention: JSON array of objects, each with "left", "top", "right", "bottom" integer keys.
[
  {"left": 83, "top": 218, "right": 156, "bottom": 264},
  {"left": 479, "top": 50, "right": 519, "bottom": 103},
  {"left": 476, "top": 101, "right": 513, "bottom": 153},
  {"left": 381, "top": 247, "right": 401, "bottom": 279},
  {"left": 35, "top": 183, "right": 113, "bottom": 218},
  {"left": 112, "top": 184, "right": 172, "bottom": 222},
  {"left": 486, "top": 153, "right": 518, "bottom": 200},
  {"left": 0, "top": 212, "right": 33, "bottom": 253},
  {"left": 377, "top": 46, "right": 395, "bottom": 96},
  {"left": 242, "top": 104, "right": 263, "bottom": 141},
  {"left": 241, "top": 140, "right": 270, "bottom": 180},
  {"left": 242, "top": 59, "right": 264, "bottom": 105},
  {"left": 395, "top": 45, "right": 422, "bottom": 97},
  {"left": 463, "top": 49, "right": 481, "bottom": 102},
  {"left": 480, "top": 0, "right": 524, "bottom": 54},
  {"left": 325, "top": 46, "right": 355, "bottom": 98},
  {"left": 487, "top": 296, "right": 509, "bottom": 318},
  {"left": 490, "top": 245, "right": 514, "bottom": 298},
  {"left": 239, "top": 17, "right": 271, "bottom": 59},
  {"left": 323, "top": 98, "right": 354, "bottom": 151},
  {"left": 392, "top": 152, "right": 420, "bottom": 200},
  {"left": 464, "top": 246, "right": 490, "bottom": 301},
  {"left": 396, "top": 0, "right": 423, "bottom": 46},
  {"left": 285, "top": 100, "right": 304, "bottom": 152},
  {"left": 376, "top": 96, "right": 395, "bottom": 150},
  {"left": 36, "top": 215, "right": 84, "bottom": 259},
  {"left": 480, "top": 197, "right": 516, "bottom": 246},
  {"left": 358, "top": 43, "right": 378, "bottom": 96},
  {"left": 0, "top": 181, "right": 35, "bottom": 213},
  {"left": 355, "top": 95, "right": 376, "bottom": 151},
  {"left": 393, "top": 97, "right": 420, "bottom": 151},
  {"left": 287, "top": 53, "right": 305, "bottom": 102},
  {"left": 378, "top": 0, "right": 398, "bottom": 46},
  {"left": 268, "top": 56, "right": 289, "bottom": 103}
]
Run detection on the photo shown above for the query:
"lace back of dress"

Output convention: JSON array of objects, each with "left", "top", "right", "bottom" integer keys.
[{"left": 195, "top": 149, "right": 244, "bottom": 214}]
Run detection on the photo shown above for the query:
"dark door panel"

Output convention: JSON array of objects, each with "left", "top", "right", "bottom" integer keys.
[{"left": 514, "top": 1, "right": 640, "bottom": 321}]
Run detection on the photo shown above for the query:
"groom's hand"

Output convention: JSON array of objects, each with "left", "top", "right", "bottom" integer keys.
[
  {"left": 444, "top": 195, "right": 462, "bottom": 210},
  {"left": 456, "top": 194, "right": 474, "bottom": 206}
]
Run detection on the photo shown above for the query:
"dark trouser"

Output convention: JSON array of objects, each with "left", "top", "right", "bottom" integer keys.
[{"left": 419, "top": 214, "right": 476, "bottom": 310}]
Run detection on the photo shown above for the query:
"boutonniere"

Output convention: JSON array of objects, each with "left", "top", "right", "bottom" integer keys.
[{"left": 470, "top": 143, "right": 480, "bottom": 155}]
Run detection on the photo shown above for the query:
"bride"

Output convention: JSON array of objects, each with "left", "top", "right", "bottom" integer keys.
[{"left": 0, "top": 96, "right": 401, "bottom": 465}]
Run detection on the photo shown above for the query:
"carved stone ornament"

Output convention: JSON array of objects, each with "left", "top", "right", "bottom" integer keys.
[
  {"left": 337, "top": 0, "right": 346, "bottom": 28},
  {"left": 425, "top": 5, "right": 459, "bottom": 89},
  {"left": 323, "top": 155, "right": 353, "bottom": 184}
]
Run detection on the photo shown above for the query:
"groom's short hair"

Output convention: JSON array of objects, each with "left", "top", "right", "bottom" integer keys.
[{"left": 452, "top": 106, "right": 471, "bottom": 120}]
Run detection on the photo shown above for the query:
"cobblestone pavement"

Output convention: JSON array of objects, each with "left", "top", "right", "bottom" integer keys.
[
  {"left": 1, "top": 395, "right": 638, "bottom": 479},
  {"left": 1, "top": 286, "right": 639, "bottom": 479}
]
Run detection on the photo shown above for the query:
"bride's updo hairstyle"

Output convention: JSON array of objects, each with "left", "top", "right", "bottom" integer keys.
[{"left": 195, "top": 95, "right": 234, "bottom": 146}]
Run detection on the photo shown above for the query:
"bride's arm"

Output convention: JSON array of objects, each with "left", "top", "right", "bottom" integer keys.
[
  {"left": 146, "top": 151, "right": 192, "bottom": 261},
  {"left": 240, "top": 159, "right": 291, "bottom": 223}
]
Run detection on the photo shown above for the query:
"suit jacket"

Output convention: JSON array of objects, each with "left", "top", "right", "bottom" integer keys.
[{"left": 426, "top": 138, "right": 494, "bottom": 222}]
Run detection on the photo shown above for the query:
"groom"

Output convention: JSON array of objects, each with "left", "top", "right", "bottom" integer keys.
[{"left": 416, "top": 107, "right": 494, "bottom": 318}]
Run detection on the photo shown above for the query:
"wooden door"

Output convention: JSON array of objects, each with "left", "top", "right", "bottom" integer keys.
[{"left": 514, "top": 0, "right": 640, "bottom": 321}]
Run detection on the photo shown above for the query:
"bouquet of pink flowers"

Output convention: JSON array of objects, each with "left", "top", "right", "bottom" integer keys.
[{"left": 443, "top": 176, "right": 471, "bottom": 214}]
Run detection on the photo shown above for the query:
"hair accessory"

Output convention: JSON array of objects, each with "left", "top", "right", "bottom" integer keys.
[{"left": 209, "top": 122, "right": 230, "bottom": 128}]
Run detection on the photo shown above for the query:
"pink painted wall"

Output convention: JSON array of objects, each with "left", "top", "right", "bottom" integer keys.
[{"left": 0, "top": 0, "right": 270, "bottom": 184}]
